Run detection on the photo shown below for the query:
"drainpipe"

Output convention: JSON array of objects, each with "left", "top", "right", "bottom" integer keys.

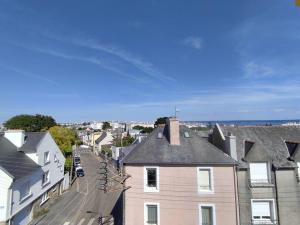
[
  {"left": 274, "top": 168, "right": 280, "bottom": 225},
  {"left": 233, "top": 165, "right": 240, "bottom": 225}
]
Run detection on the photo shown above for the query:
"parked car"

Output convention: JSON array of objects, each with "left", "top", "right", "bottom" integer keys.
[
  {"left": 75, "top": 166, "right": 85, "bottom": 177},
  {"left": 74, "top": 156, "right": 81, "bottom": 167}
]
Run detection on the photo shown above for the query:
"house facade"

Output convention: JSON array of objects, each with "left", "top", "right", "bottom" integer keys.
[
  {"left": 0, "top": 130, "right": 65, "bottom": 225},
  {"left": 123, "top": 118, "right": 239, "bottom": 225},
  {"left": 210, "top": 125, "right": 300, "bottom": 225}
]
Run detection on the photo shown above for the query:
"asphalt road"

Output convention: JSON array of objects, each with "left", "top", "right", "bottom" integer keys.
[{"left": 34, "top": 148, "right": 122, "bottom": 225}]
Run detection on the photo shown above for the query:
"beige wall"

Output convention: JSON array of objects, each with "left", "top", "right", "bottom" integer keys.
[{"left": 124, "top": 165, "right": 238, "bottom": 225}]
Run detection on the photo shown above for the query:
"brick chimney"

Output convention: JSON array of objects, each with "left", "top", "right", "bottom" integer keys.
[
  {"left": 4, "top": 130, "right": 26, "bottom": 148},
  {"left": 167, "top": 117, "right": 180, "bottom": 145}
]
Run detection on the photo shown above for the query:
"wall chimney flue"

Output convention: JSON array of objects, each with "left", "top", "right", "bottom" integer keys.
[
  {"left": 167, "top": 117, "right": 180, "bottom": 145},
  {"left": 225, "top": 133, "right": 238, "bottom": 161},
  {"left": 4, "top": 130, "right": 26, "bottom": 148}
]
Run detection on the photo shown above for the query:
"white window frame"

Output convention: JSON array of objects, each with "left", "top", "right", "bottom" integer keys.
[
  {"left": 42, "top": 171, "right": 50, "bottom": 186},
  {"left": 44, "top": 151, "right": 50, "bottom": 165},
  {"left": 40, "top": 192, "right": 49, "bottom": 205},
  {"left": 19, "top": 181, "right": 32, "bottom": 202},
  {"left": 197, "top": 167, "right": 214, "bottom": 194},
  {"left": 144, "top": 202, "right": 160, "bottom": 225},
  {"left": 198, "top": 203, "right": 216, "bottom": 225},
  {"left": 249, "top": 162, "right": 270, "bottom": 184},
  {"left": 297, "top": 162, "right": 300, "bottom": 181},
  {"left": 144, "top": 166, "right": 159, "bottom": 192},
  {"left": 251, "top": 199, "right": 276, "bottom": 224}
]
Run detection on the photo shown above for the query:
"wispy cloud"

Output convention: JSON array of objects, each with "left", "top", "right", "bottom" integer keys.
[
  {"left": 43, "top": 33, "right": 176, "bottom": 83},
  {"left": 183, "top": 36, "right": 203, "bottom": 50},
  {"left": 232, "top": 8, "right": 300, "bottom": 80},
  {"left": 0, "top": 64, "right": 59, "bottom": 85},
  {"left": 24, "top": 47, "right": 152, "bottom": 84},
  {"left": 44, "top": 93, "right": 80, "bottom": 98},
  {"left": 243, "top": 62, "right": 276, "bottom": 79}
]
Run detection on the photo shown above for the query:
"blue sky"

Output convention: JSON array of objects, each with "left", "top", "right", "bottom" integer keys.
[{"left": 0, "top": 0, "right": 300, "bottom": 122}]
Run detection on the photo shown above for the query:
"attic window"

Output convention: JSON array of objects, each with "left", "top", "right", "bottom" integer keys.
[
  {"left": 157, "top": 132, "right": 163, "bottom": 139},
  {"left": 184, "top": 131, "right": 190, "bottom": 138},
  {"left": 285, "top": 141, "right": 299, "bottom": 157},
  {"left": 245, "top": 141, "right": 254, "bottom": 156}
]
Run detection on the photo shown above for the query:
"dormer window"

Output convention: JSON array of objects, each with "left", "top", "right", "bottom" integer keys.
[
  {"left": 184, "top": 131, "right": 190, "bottom": 138},
  {"left": 249, "top": 163, "right": 270, "bottom": 184},
  {"left": 44, "top": 151, "right": 50, "bottom": 165}
]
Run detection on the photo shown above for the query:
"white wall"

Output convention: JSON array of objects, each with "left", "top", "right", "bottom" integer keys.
[
  {"left": 0, "top": 169, "right": 13, "bottom": 222},
  {"left": 11, "top": 132, "right": 65, "bottom": 217}
]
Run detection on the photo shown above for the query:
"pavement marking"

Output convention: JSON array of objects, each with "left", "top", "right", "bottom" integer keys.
[
  {"left": 63, "top": 222, "right": 70, "bottom": 225},
  {"left": 87, "top": 218, "right": 95, "bottom": 225},
  {"left": 77, "top": 218, "right": 85, "bottom": 225}
]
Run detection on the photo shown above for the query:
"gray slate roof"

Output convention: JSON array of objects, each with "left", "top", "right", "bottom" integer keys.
[
  {"left": 124, "top": 126, "right": 236, "bottom": 165},
  {"left": 220, "top": 126, "right": 300, "bottom": 168},
  {"left": 20, "top": 132, "right": 46, "bottom": 153},
  {"left": 95, "top": 132, "right": 107, "bottom": 144},
  {"left": 0, "top": 134, "right": 41, "bottom": 180}
]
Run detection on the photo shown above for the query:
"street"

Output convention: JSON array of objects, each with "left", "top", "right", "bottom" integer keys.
[{"left": 34, "top": 148, "right": 122, "bottom": 225}]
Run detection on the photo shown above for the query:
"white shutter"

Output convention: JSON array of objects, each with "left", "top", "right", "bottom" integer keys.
[
  {"left": 250, "top": 163, "right": 268, "bottom": 183},
  {"left": 297, "top": 162, "right": 300, "bottom": 175},
  {"left": 199, "top": 169, "right": 211, "bottom": 190},
  {"left": 252, "top": 202, "right": 270, "bottom": 218}
]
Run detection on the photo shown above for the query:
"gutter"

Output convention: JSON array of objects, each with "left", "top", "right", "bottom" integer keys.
[
  {"left": 233, "top": 165, "right": 240, "bottom": 225},
  {"left": 274, "top": 168, "right": 281, "bottom": 225}
]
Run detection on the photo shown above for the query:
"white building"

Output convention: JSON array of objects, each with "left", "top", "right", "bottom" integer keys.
[
  {"left": 0, "top": 130, "right": 65, "bottom": 225},
  {"left": 94, "top": 131, "right": 114, "bottom": 153}
]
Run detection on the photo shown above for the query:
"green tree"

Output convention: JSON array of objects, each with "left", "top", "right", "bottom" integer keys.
[
  {"left": 4, "top": 114, "right": 57, "bottom": 131},
  {"left": 132, "top": 125, "right": 144, "bottom": 130},
  {"left": 141, "top": 127, "right": 154, "bottom": 133},
  {"left": 114, "top": 135, "right": 135, "bottom": 147},
  {"left": 102, "top": 121, "right": 112, "bottom": 130},
  {"left": 48, "top": 126, "right": 79, "bottom": 157},
  {"left": 154, "top": 117, "right": 168, "bottom": 127}
]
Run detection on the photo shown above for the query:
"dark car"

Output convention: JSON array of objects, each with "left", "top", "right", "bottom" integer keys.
[
  {"left": 74, "top": 157, "right": 81, "bottom": 166},
  {"left": 76, "top": 167, "right": 85, "bottom": 177}
]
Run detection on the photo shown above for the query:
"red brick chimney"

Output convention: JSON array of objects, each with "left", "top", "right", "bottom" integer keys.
[{"left": 167, "top": 117, "right": 180, "bottom": 145}]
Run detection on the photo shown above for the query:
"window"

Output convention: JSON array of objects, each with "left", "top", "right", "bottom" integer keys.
[
  {"left": 41, "top": 192, "right": 49, "bottom": 205},
  {"left": 197, "top": 167, "right": 213, "bottom": 193},
  {"left": 42, "top": 171, "right": 50, "bottom": 186},
  {"left": 44, "top": 151, "right": 50, "bottom": 164},
  {"left": 19, "top": 182, "right": 31, "bottom": 201},
  {"left": 184, "top": 131, "right": 190, "bottom": 138},
  {"left": 144, "top": 203, "right": 159, "bottom": 225},
  {"left": 250, "top": 163, "right": 269, "bottom": 183},
  {"left": 297, "top": 162, "right": 300, "bottom": 177},
  {"left": 144, "top": 167, "right": 159, "bottom": 192},
  {"left": 251, "top": 199, "right": 276, "bottom": 224},
  {"left": 199, "top": 204, "right": 216, "bottom": 225},
  {"left": 54, "top": 154, "right": 58, "bottom": 162}
]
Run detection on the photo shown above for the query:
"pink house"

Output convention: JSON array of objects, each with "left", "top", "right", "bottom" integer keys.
[{"left": 122, "top": 117, "right": 239, "bottom": 225}]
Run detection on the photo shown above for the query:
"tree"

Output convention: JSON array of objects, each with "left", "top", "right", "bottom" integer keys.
[
  {"left": 114, "top": 135, "right": 135, "bottom": 147},
  {"left": 132, "top": 125, "right": 144, "bottom": 130},
  {"left": 102, "top": 121, "right": 112, "bottom": 130},
  {"left": 48, "top": 126, "right": 80, "bottom": 157},
  {"left": 4, "top": 114, "right": 57, "bottom": 132},
  {"left": 140, "top": 127, "right": 154, "bottom": 134},
  {"left": 154, "top": 117, "right": 168, "bottom": 127}
]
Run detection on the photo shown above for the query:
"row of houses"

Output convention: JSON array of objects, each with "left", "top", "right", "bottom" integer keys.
[
  {"left": 120, "top": 117, "right": 300, "bottom": 225},
  {"left": 0, "top": 130, "right": 66, "bottom": 225}
]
